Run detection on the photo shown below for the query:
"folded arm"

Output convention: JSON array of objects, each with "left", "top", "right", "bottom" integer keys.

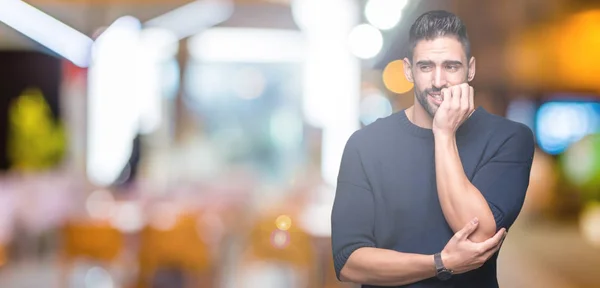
[
  {"left": 332, "top": 134, "right": 436, "bottom": 286},
  {"left": 434, "top": 133, "right": 496, "bottom": 242},
  {"left": 434, "top": 126, "right": 535, "bottom": 242},
  {"left": 333, "top": 181, "right": 437, "bottom": 286},
  {"left": 340, "top": 246, "right": 436, "bottom": 286}
]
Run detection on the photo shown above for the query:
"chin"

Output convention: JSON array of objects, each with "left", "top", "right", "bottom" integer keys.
[{"left": 426, "top": 107, "right": 437, "bottom": 118}]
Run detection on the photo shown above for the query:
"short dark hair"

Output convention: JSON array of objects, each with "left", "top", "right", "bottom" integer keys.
[{"left": 407, "top": 10, "right": 470, "bottom": 61}]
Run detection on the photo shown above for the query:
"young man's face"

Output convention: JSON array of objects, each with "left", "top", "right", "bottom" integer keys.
[{"left": 403, "top": 36, "right": 476, "bottom": 118}]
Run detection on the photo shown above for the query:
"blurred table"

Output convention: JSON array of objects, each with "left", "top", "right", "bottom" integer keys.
[{"left": 498, "top": 218, "right": 600, "bottom": 288}]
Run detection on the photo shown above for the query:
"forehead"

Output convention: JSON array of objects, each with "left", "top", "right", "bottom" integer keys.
[{"left": 412, "top": 36, "right": 466, "bottom": 63}]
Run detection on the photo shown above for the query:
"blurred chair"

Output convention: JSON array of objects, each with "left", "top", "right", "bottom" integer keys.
[
  {"left": 0, "top": 243, "right": 7, "bottom": 268},
  {"left": 238, "top": 211, "right": 318, "bottom": 288},
  {"left": 136, "top": 212, "right": 215, "bottom": 288},
  {"left": 59, "top": 220, "right": 125, "bottom": 287}
]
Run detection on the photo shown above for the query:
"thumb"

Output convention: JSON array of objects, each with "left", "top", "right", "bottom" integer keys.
[
  {"left": 441, "top": 88, "right": 450, "bottom": 100},
  {"left": 457, "top": 217, "right": 479, "bottom": 240}
]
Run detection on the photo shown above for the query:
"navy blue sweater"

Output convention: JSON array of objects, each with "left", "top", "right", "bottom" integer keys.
[{"left": 331, "top": 107, "right": 534, "bottom": 288}]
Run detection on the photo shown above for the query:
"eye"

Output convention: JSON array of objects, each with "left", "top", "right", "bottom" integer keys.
[
  {"left": 446, "top": 65, "right": 459, "bottom": 72},
  {"left": 419, "top": 65, "right": 433, "bottom": 72}
]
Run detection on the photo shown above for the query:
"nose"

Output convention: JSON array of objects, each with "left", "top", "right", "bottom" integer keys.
[{"left": 432, "top": 67, "right": 447, "bottom": 89}]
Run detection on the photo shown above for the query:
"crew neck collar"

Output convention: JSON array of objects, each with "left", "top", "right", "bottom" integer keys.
[{"left": 397, "top": 106, "right": 485, "bottom": 138}]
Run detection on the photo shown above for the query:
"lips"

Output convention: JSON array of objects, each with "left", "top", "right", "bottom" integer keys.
[
  {"left": 428, "top": 93, "right": 443, "bottom": 105},
  {"left": 429, "top": 93, "right": 442, "bottom": 101}
]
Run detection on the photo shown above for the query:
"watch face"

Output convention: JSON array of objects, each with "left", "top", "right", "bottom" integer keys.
[{"left": 437, "top": 270, "right": 452, "bottom": 281}]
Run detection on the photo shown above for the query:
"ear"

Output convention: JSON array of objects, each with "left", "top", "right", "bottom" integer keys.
[
  {"left": 403, "top": 57, "right": 414, "bottom": 83},
  {"left": 467, "top": 56, "right": 476, "bottom": 82}
]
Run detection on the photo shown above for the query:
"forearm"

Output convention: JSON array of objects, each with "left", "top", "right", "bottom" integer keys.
[
  {"left": 434, "top": 133, "right": 496, "bottom": 242},
  {"left": 340, "top": 247, "right": 436, "bottom": 286}
]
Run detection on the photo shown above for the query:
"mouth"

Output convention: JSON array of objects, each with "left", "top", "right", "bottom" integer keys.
[{"left": 428, "top": 93, "right": 443, "bottom": 105}]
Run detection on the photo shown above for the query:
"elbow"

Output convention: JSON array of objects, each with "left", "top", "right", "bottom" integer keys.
[
  {"left": 469, "top": 224, "right": 496, "bottom": 242},
  {"left": 339, "top": 269, "right": 351, "bottom": 282},
  {"left": 339, "top": 266, "right": 361, "bottom": 283},
  {"left": 469, "top": 214, "right": 497, "bottom": 242},
  {"left": 339, "top": 263, "right": 370, "bottom": 284},
  {"left": 334, "top": 244, "right": 375, "bottom": 284},
  {"left": 337, "top": 248, "right": 372, "bottom": 284}
]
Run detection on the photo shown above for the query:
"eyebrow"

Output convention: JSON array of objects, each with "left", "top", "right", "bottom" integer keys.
[
  {"left": 444, "top": 60, "right": 463, "bottom": 66},
  {"left": 415, "top": 60, "right": 463, "bottom": 66},
  {"left": 415, "top": 60, "right": 434, "bottom": 66}
]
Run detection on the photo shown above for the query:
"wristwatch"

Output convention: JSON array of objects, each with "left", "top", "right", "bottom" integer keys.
[{"left": 434, "top": 252, "right": 453, "bottom": 281}]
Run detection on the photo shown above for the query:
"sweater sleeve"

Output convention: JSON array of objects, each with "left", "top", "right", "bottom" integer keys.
[
  {"left": 471, "top": 124, "right": 535, "bottom": 231},
  {"left": 331, "top": 133, "right": 377, "bottom": 281}
]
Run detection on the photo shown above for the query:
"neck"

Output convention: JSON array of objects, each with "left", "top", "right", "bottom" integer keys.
[{"left": 406, "top": 100, "right": 434, "bottom": 129}]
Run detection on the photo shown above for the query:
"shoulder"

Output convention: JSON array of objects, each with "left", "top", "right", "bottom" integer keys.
[
  {"left": 483, "top": 112, "right": 533, "bottom": 144},
  {"left": 345, "top": 112, "right": 401, "bottom": 152},
  {"left": 477, "top": 110, "right": 535, "bottom": 159}
]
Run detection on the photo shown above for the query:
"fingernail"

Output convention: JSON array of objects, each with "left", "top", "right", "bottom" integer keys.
[{"left": 471, "top": 217, "right": 479, "bottom": 224}]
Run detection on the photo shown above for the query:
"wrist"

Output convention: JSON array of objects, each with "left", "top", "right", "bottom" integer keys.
[
  {"left": 434, "top": 132, "right": 457, "bottom": 151},
  {"left": 433, "top": 130, "right": 456, "bottom": 140},
  {"left": 440, "top": 250, "right": 455, "bottom": 271}
]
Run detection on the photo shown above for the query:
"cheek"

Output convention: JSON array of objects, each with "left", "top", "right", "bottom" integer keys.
[
  {"left": 412, "top": 74, "right": 430, "bottom": 92},
  {"left": 446, "top": 72, "right": 469, "bottom": 85}
]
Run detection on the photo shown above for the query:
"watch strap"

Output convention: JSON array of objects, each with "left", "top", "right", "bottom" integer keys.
[{"left": 434, "top": 252, "right": 445, "bottom": 272}]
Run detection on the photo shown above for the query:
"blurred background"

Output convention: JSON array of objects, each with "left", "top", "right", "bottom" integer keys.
[{"left": 0, "top": 0, "right": 600, "bottom": 287}]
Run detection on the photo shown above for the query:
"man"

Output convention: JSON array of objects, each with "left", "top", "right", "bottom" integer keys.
[{"left": 331, "top": 10, "right": 534, "bottom": 288}]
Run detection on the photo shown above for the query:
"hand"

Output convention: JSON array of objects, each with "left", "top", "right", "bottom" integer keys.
[
  {"left": 432, "top": 83, "right": 475, "bottom": 137},
  {"left": 440, "top": 217, "right": 506, "bottom": 274}
]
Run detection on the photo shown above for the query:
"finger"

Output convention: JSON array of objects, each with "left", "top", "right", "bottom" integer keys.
[
  {"left": 469, "top": 86, "right": 475, "bottom": 113},
  {"left": 480, "top": 228, "right": 506, "bottom": 251},
  {"left": 456, "top": 217, "right": 479, "bottom": 240},
  {"left": 483, "top": 233, "right": 507, "bottom": 259},
  {"left": 441, "top": 88, "right": 451, "bottom": 107},
  {"left": 460, "top": 84, "right": 469, "bottom": 114},
  {"left": 451, "top": 86, "right": 461, "bottom": 110},
  {"left": 441, "top": 88, "right": 450, "bottom": 101}
]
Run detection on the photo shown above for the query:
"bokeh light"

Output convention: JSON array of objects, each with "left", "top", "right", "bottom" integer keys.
[
  {"left": 553, "top": 10, "right": 600, "bottom": 91},
  {"left": 109, "top": 201, "right": 143, "bottom": 233},
  {"left": 536, "top": 102, "right": 600, "bottom": 155},
  {"left": 348, "top": 24, "right": 383, "bottom": 59},
  {"left": 382, "top": 59, "right": 413, "bottom": 94},
  {"left": 84, "top": 266, "right": 114, "bottom": 288},
  {"left": 580, "top": 202, "right": 600, "bottom": 248},
  {"left": 85, "top": 190, "right": 116, "bottom": 220},
  {"left": 561, "top": 134, "right": 600, "bottom": 195},
  {"left": 275, "top": 215, "right": 292, "bottom": 231},
  {"left": 269, "top": 109, "right": 303, "bottom": 149},
  {"left": 364, "top": 0, "right": 407, "bottom": 30},
  {"left": 360, "top": 91, "right": 393, "bottom": 126},
  {"left": 232, "top": 67, "right": 266, "bottom": 100},
  {"left": 270, "top": 229, "right": 290, "bottom": 249},
  {"left": 148, "top": 202, "right": 179, "bottom": 231}
]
